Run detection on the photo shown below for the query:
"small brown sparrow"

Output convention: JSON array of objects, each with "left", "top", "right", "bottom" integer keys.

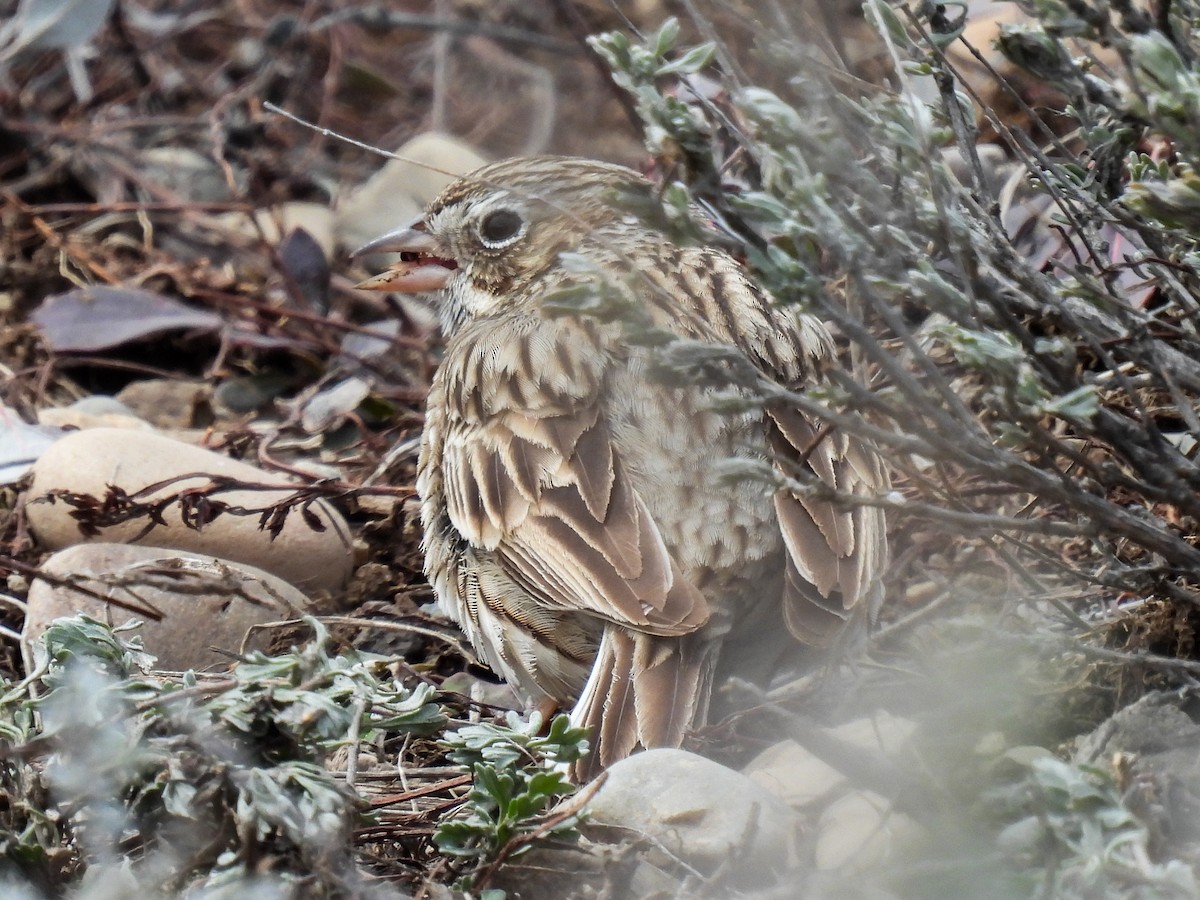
[{"left": 357, "top": 156, "right": 887, "bottom": 777}]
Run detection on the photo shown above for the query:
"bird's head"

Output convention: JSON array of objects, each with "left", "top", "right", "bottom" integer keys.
[{"left": 354, "top": 156, "right": 657, "bottom": 332}]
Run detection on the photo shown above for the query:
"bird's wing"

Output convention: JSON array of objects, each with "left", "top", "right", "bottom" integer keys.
[
  {"left": 768, "top": 407, "right": 889, "bottom": 643},
  {"left": 661, "top": 247, "right": 889, "bottom": 645},
  {"left": 436, "top": 314, "right": 709, "bottom": 638}
]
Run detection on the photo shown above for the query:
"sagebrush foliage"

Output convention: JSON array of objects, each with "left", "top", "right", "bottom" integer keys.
[
  {"left": 592, "top": 7, "right": 1200, "bottom": 896},
  {"left": 596, "top": 9, "right": 1200, "bottom": 606},
  {"left": 0, "top": 617, "right": 584, "bottom": 897}
]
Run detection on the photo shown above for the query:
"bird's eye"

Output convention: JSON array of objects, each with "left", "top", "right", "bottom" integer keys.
[{"left": 478, "top": 208, "right": 525, "bottom": 247}]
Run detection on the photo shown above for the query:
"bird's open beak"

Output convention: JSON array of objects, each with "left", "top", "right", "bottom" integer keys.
[{"left": 352, "top": 223, "right": 459, "bottom": 292}]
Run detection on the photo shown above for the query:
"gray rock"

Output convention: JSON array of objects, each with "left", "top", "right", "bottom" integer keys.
[
  {"left": 814, "top": 789, "right": 924, "bottom": 873},
  {"left": 114, "top": 379, "right": 212, "bottom": 430},
  {"left": 585, "top": 748, "right": 802, "bottom": 888},
  {"left": 24, "top": 543, "right": 313, "bottom": 672},
  {"left": 38, "top": 395, "right": 150, "bottom": 432},
  {"left": 1073, "top": 691, "right": 1200, "bottom": 854},
  {"left": 336, "top": 132, "right": 486, "bottom": 255},
  {"left": 140, "top": 147, "right": 242, "bottom": 203},
  {"left": 25, "top": 427, "right": 353, "bottom": 593},
  {"left": 744, "top": 711, "right": 918, "bottom": 811}
]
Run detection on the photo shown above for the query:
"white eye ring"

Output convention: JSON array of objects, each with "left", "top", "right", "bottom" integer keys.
[{"left": 477, "top": 207, "right": 526, "bottom": 248}]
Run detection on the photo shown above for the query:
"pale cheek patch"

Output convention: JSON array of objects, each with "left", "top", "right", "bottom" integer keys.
[{"left": 454, "top": 282, "right": 508, "bottom": 317}]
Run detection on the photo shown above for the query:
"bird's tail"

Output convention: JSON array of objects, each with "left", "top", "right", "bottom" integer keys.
[{"left": 570, "top": 628, "right": 717, "bottom": 780}]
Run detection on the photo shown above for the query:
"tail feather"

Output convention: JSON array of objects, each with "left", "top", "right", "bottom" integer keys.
[
  {"left": 599, "top": 630, "right": 639, "bottom": 766},
  {"left": 570, "top": 628, "right": 717, "bottom": 780}
]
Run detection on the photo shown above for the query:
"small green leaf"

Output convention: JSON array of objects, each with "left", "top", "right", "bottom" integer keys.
[
  {"left": 653, "top": 17, "right": 681, "bottom": 57},
  {"left": 657, "top": 43, "right": 716, "bottom": 76}
]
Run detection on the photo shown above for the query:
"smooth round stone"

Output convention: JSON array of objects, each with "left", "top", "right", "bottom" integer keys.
[
  {"left": 335, "top": 132, "right": 487, "bottom": 255},
  {"left": 23, "top": 543, "right": 313, "bottom": 671},
  {"left": 743, "top": 738, "right": 845, "bottom": 809},
  {"left": 114, "top": 379, "right": 213, "bottom": 430},
  {"left": 586, "top": 748, "right": 802, "bottom": 887},
  {"left": 38, "top": 395, "right": 151, "bottom": 432},
  {"left": 744, "top": 712, "right": 918, "bottom": 810},
  {"left": 814, "top": 789, "right": 924, "bottom": 872},
  {"left": 26, "top": 428, "right": 352, "bottom": 593},
  {"left": 217, "top": 201, "right": 336, "bottom": 258}
]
